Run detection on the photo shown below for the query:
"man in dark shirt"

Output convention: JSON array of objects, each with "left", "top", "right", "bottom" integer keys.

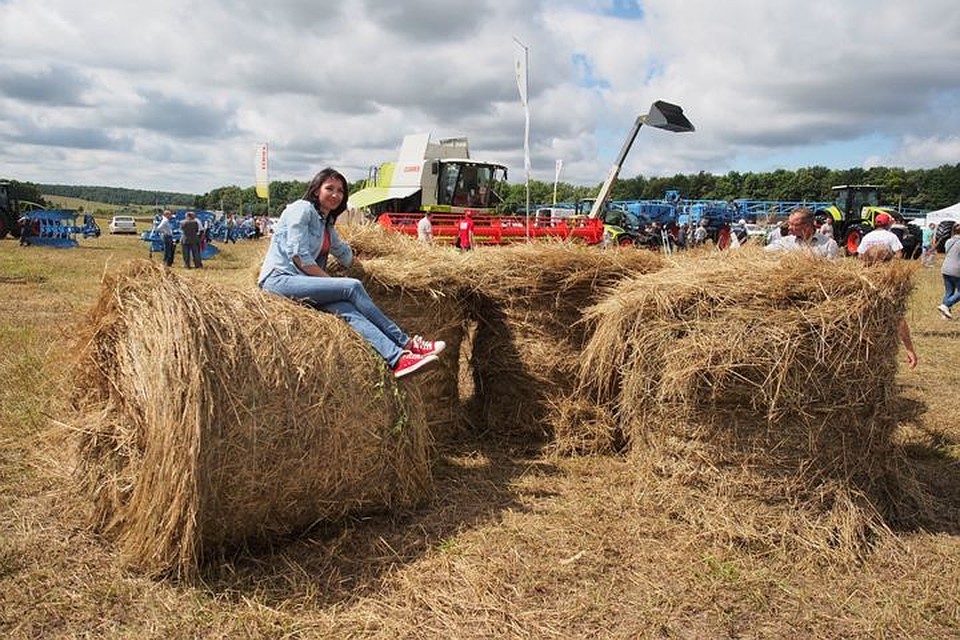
[{"left": 180, "top": 211, "right": 203, "bottom": 268}]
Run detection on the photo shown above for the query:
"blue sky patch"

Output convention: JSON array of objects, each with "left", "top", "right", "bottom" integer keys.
[
  {"left": 572, "top": 53, "right": 612, "bottom": 90},
  {"left": 603, "top": 0, "right": 645, "bottom": 20}
]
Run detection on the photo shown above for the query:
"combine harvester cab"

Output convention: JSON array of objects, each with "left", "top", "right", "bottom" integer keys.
[{"left": 359, "top": 133, "right": 604, "bottom": 245}]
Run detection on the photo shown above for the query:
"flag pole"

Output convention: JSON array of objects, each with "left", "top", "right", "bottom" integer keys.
[{"left": 513, "top": 37, "right": 530, "bottom": 240}]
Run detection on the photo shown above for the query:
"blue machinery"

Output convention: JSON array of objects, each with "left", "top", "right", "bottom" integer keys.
[
  {"left": 141, "top": 209, "right": 224, "bottom": 260},
  {"left": 18, "top": 210, "right": 101, "bottom": 247}
]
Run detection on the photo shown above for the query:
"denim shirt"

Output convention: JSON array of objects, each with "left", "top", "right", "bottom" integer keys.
[{"left": 257, "top": 199, "right": 353, "bottom": 286}]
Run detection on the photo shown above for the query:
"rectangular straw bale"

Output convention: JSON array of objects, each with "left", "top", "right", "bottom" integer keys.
[
  {"left": 71, "top": 261, "right": 432, "bottom": 579},
  {"left": 577, "top": 250, "right": 920, "bottom": 555},
  {"left": 461, "top": 242, "right": 663, "bottom": 438},
  {"left": 349, "top": 253, "right": 470, "bottom": 440},
  {"left": 578, "top": 251, "right": 919, "bottom": 531}
]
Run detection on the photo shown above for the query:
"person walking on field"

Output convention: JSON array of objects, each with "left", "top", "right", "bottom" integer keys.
[
  {"left": 17, "top": 213, "right": 32, "bottom": 246},
  {"left": 861, "top": 245, "right": 918, "bottom": 368},
  {"left": 921, "top": 222, "right": 936, "bottom": 267},
  {"left": 156, "top": 209, "right": 176, "bottom": 267},
  {"left": 938, "top": 223, "right": 960, "bottom": 320},
  {"left": 417, "top": 211, "right": 433, "bottom": 244},
  {"left": 258, "top": 168, "right": 445, "bottom": 378},
  {"left": 180, "top": 211, "right": 203, "bottom": 269},
  {"left": 456, "top": 210, "right": 474, "bottom": 251}
]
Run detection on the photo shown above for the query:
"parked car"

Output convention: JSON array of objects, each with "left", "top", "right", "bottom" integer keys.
[{"left": 109, "top": 215, "right": 137, "bottom": 234}]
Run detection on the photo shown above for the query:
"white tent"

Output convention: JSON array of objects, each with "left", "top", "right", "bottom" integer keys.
[{"left": 924, "top": 202, "right": 960, "bottom": 227}]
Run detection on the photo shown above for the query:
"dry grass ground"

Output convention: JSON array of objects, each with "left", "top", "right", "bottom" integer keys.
[{"left": 1, "top": 231, "right": 958, "bottom": 638}]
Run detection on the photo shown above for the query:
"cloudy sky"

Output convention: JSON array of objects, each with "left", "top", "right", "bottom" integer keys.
[{"left": 1, "top": 0, "right": 959, "bottom": 195}]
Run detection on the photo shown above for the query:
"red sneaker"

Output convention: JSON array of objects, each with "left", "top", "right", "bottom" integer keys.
[
  {"left": 393, "top": 351, "right": 439, "bottom": 378},
  {"left": 406, "top": 335, "right": 446, "bottom": 356}
]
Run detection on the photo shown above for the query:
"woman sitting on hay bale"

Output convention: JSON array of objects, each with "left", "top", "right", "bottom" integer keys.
[{"left": 258, "top": 168, "right": 445, "bottom": 378}]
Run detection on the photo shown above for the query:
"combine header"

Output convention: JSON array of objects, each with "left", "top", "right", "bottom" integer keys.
[{"left": 377, "top": 210, "right": 604, "bottom": 245}]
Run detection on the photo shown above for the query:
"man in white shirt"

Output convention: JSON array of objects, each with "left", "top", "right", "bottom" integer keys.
[
  {"left": 765, "top": 207, "right": 838, "bottom": 258},
  {"left": 857, "top": 212, "right": 902, "bottom": 258},
  {"left": 417, "top": 212, "right": 433, "bottom": 243},
  {"left": 155, "top": 209, "right": 176, "bottom": 266}
]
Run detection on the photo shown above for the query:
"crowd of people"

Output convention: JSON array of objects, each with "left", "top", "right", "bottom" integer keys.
[{"left": 760, "top": 206, "right": 960, "bottom": 370}]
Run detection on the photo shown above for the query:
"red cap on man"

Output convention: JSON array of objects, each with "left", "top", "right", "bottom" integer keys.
[{"left": 875, "top": 212, "right": 893, "bottom": 227}]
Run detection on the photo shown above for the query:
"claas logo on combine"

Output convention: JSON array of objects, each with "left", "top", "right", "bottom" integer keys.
[{"left": 403, "top": 165, "right": 420, "bottom": 173}]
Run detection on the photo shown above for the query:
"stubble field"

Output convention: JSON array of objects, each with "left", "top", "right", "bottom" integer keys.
[{"left": 1, "top": 230, "right": 958, "bottom": 638}]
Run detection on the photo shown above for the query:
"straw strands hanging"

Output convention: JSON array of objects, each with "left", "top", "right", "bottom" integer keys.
[
  {"left": 577, "top": 249, "right": 926, "bottom": 556},
  {"left": 71, "top": 261, "right": 431, "bottom": 579}
]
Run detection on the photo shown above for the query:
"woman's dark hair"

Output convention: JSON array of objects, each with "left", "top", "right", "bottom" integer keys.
[{"left": 303, "top": 167, "right": 349, "bottom": 223}]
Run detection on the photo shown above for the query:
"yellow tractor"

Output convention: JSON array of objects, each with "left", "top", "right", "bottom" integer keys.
[{"left": 816, "top": 185, "right": 922, "bottom": 257}]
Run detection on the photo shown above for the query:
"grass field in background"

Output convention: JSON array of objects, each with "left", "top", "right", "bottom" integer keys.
[{"left": 40, "top": 194, "right": 159, "bottom": 224}]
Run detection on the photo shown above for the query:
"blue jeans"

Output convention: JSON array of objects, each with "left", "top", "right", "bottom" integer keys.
[
  {"left": 261, "top": 271, "right": 408, "bottom": 366},
  {"left": 943, "top": 274, "right": 960, "bottom": 309}
]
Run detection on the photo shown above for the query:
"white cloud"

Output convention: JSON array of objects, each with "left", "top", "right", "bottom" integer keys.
[{"left": 0, "top": 0, "right": 958, "bottom": 193}]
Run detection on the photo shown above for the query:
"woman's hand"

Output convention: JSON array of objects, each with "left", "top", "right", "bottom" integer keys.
[{"left": 293, "top": 256, "right": 330, "bottom": 277}]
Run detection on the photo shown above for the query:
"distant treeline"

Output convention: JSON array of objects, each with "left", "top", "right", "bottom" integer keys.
[
  {"left": 40, "top": 184, "right": 196, "bottom": 207},
  {"left": 7, "top": 162, "right": 960, "bottom": 216}
]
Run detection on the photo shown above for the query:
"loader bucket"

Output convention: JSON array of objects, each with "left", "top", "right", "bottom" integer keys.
[{"left": 643, "top": 101, "right": 695, "bottom": 133}]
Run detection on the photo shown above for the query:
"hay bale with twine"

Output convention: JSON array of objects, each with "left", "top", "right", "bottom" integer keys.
[
  {"left": 578, "top": 250, "right": 925, "bottom": 555},
  {"left": 71, "top": 261, "right": 431, "bottom": 579}
]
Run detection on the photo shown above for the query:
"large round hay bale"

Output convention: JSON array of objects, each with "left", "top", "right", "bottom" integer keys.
[{"left": 71, "top": 261, "right": 432, "bottom": 579}]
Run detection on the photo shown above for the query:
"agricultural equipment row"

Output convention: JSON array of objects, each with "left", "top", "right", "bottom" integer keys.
[
  {"left": 362, "top": 102, "right": 924, "bottom": 257},
  {"left": 369, "top": 102, "right": 697, "bottom": 247}
]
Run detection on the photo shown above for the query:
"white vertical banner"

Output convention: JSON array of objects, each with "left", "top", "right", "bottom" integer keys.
[
  {"left": 255, "top": 142, "right": 269, "bottom": 199},
  {"left": 553, "top": 159, "right": 563, "bottom": 205},
  {"left": 514, "top": 37, "right": 531, "bottom": 239},
  {"left": 514, "top": 46, "right": 530, "bottom": 178}
]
